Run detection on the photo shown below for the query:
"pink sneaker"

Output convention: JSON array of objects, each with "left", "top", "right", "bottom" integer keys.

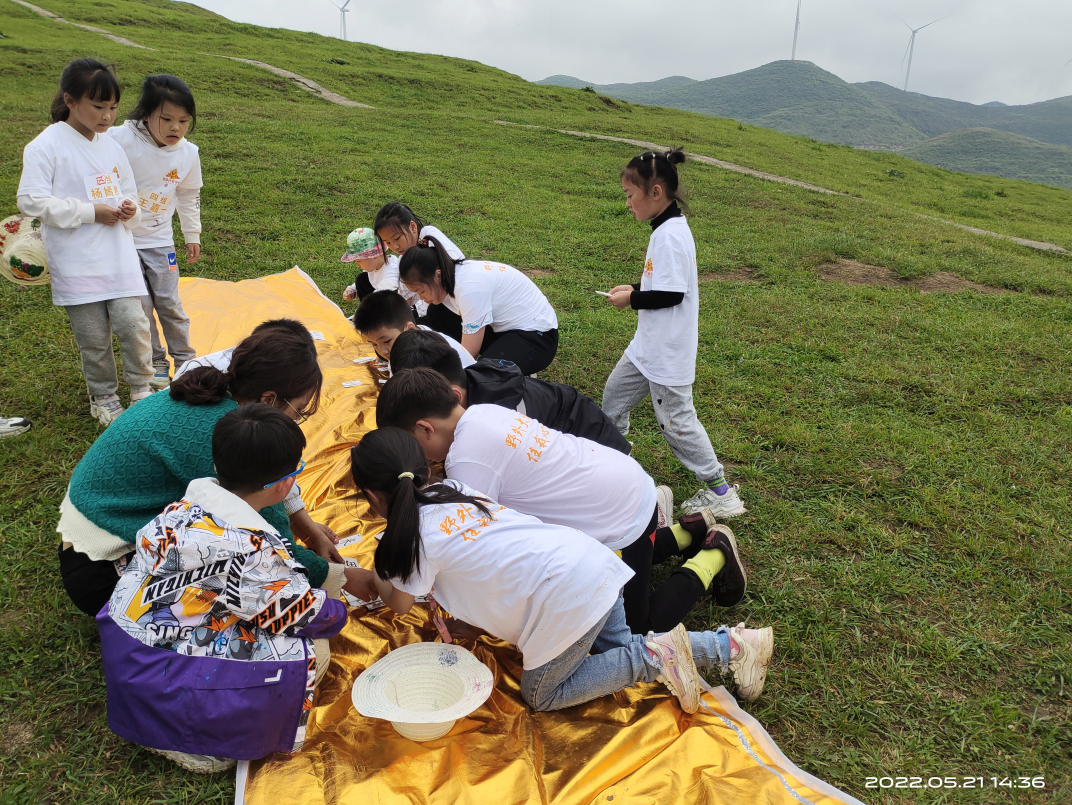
[
  {"left": 728, "top": 623, "right": 774, "bottom": 701},
  {"left": 645, "top": 623, "right": 701, "bottom": 713}
]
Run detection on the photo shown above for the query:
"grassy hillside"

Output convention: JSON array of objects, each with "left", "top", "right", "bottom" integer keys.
[
  {"left": 903, "top": 128, "right": 1072, "bottom": 190},
  {"left": 1, "top": 2, "right": 1071, "bottom": 803}
]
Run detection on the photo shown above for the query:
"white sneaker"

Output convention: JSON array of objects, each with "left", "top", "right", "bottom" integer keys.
[
  {"left": 89, "top": 395, "right": 124, "bottom": 426},
  {"left": 149, "top": 370, "right": 171, "bottom": 391},
  {"left": 146, "top": 746, "right": 236, "bottom": 774},
  {"left": 655, "top": 485, "right": 674, "bottom": 529},
  {"left": 681, "top": 484, "right": 746, "bottom": 518},
  {"left": 728, "top": 623, "right": 773, "bottom": 702},
  {"left": 0, "top": 416, "right": 31, "bottom": 439},
  {"left": 130, "top": 387, "right": 154, "bottom": 404},
  {"left": 645, "top": 623, "right": 701, "bottom": 713}
]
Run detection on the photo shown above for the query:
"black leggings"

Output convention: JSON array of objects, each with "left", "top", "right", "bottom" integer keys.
[
  {"left": 480, "top": 328, "right": 558, "bottom": 376},
  {"left": 420, "top": 303, "right": 463, "bottom": 342},
  {"left": 620, "top": 508, "right": 707, "bottom": 634},
  {"left": 354, "top": 272, "right": 375, "bottom": 301},
  {"left": 58, "top": 544, "right": 132, "bottom": 617}
]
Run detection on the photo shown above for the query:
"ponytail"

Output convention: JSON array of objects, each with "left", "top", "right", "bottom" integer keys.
[
  {"left": 397, "top": 235, "right": 463, "bottom": 297},
  {"left": 621, "top": 147, "right": 689, "bottom": 212},
  {"left": 351, "top": 427, "right": 490, "bottom": 583}
]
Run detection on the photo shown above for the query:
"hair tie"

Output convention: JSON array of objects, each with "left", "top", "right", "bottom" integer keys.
[{"left": 398, "top": 471, "right": 415, "bottom": 481}]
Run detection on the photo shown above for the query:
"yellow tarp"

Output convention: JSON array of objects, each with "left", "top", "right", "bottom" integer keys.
[{"left": 177, "top": 268, "right": 862, "bottom": 805}]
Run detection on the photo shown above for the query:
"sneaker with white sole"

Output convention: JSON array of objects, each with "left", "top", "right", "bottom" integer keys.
[
  {"left": 146, "top": 746, "right": 236, "bottom": 774},
  {"left": 130, "top": 387, "right": 154, "bottom": 404},
  {"left": 149, "top": 371, "right": 171, "bottom": 391},
  {"left": 698, "top": 524, "right": 747, "bottom": 607},
  {"left": 681, "top": 484, "right": 746, "bottom": 518},
  {"left": 727, "top": 623, "right": 773, "bottom": 701},
  {"left": 0, "top": 416, "right": 32, "bottom": 439},
  {"left": 89, "top": 395, "right": 125, "bottom": 427},
  {"left": 655, "top": 485, "right": 674, "bottom": 529},
  {"left": 645, "top": 623, "right": 701, "bottom": 713}
]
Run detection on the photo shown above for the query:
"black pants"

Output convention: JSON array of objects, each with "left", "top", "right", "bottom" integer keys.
[
  {"left": 354, "top": 272, "right": 375, "bottom": 301},
  {"left": 58, "top": 544, "right": 132, "bottom": 617},
  {"left": 420, "top": 303, "right": 463, "bottom": 342},
  {"left": 620, "top": 507, "right": 707, "bottom": 635},
  {"left": 480, "top": 328, "right": 558, "bottom": 376}
]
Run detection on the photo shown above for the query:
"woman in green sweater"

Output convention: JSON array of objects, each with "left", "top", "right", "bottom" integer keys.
[{"left": 58, "top": 319, "right": 349, "bottom": 616}]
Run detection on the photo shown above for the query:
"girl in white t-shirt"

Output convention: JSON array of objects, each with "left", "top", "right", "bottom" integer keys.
[
  {"left": 17, "top": 59, "right": 154, "bottom": 427},
  {"left": 340, "top": 226, "right": 423, "bottom": 312},
  {"left": 107, "top": 74, "right": 203, "bottom": 388},
  {"left": 601, "top": 149, "right": 745, "bottom": 521},
  {"left": 398, "top": 237, "right": 559, "bottom": 376},
  {"left": 350, "top": 427, "right": 774, "bottom": 709}
]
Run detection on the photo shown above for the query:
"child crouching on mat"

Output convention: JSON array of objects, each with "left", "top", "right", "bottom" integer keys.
[
  {"left": 350, "top": 427, "right": 775, "bottom": 710},
  {"left": 341, "top": 227, "right": 422, "bottom": 313},
  {"left": 354, "top": 289, "right": 475, "bottom": 368},
  {"left": 377, "top": 367, "right": 750, "bottom": 636},
  {"left": 97, "top": 404, "right": 354, "bottom": 773}
]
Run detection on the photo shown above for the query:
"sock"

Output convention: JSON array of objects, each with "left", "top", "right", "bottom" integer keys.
[
  {"left": 669, "top": 523, "right": 694, "bottom": 551},
  {"left": 681, "top": 548, "right": 726, "bottom": 589},
  {"left": 707, "top": 475, "right": 730, "bottom": 495}
]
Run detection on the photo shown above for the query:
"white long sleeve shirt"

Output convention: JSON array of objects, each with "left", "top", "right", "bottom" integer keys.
[
  {"left": 17, "top": 121, "right": 146, "bottom": 306},
  {"left": 106, "top": 120, "right": 203, "bottom": 249}
]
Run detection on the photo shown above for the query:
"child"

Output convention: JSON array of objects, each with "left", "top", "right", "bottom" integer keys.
[
  {"left": 377, "top": 367, "right": 748, "bottom": 635},
  {"left": 353, "top": 289, "right": 474, "bottom": 369},
  {"left": 107, "top": 74, "right": 202, "bottom": 389},
  {"left": 17, "top": 59, "right": 154, "bottom": 426},
  {"left": 399, "top": 236, "right": 559, "bottom": 376},
  {"left": 374, "top": 202, "right": 464, "bottom": 339},
  {"left": 350, "top": 427, "right": 774, "bottom": 710},
  {"left": 97, "top": 404, "right": 362, "bottom": 773},
  {"left": 389, "top": 327, "right": 630, "bottom": 454},
  {"left": 602, "top": 149, "right": 744, "bottom": 517},
  {"left": 340, "top": 228, "right": 424, "bottom": 316}
]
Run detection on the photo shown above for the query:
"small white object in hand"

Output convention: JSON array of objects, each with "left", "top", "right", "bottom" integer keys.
[
  {"left": 353, "top": 356, "right": 375, "bottom": 364},
  {"left": 309, "top": 331, "right": 325, "bottom": 341},
  {"left": 342, "top": 380, "right": 364, "bottom": 388},
  {"left": 378, "top": 378, "right": 388, "bottom": 384},
  {"left": 595, "top": 290, "right": 612, "bottom": 297}
]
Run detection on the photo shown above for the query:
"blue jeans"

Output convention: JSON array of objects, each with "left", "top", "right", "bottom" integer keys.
[{"left": 520, "top": 594, "right": 732, "bottom": 712}]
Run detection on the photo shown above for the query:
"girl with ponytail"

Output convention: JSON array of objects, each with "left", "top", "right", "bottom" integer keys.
[
  {"left": 350, "top": 428, "right": 775, "bottom": 710},
  {"left": 601, "top": 148, "right": 745, "bottom": 521}
]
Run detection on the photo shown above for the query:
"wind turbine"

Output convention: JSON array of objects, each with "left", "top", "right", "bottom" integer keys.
[
  {"left": 791, "top": 0, "right": 802, "bottom": 62},
  {"left": 899, "top": 14, "right": 949, "bottom": 92},
  {"left": 329, "top": 0, "right": 350, "bottom": 41}
]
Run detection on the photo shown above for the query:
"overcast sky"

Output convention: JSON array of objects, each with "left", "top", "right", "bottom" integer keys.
[{"left": 188, "top": 0, "right": 1072, "bottom": 106}]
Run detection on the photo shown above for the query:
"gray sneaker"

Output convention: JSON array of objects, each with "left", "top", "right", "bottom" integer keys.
[
  {"left": 0, "top": 416, "right": 31, "bottom": 439},
  {"left": 89, "top": 395, "right": 125, "bottom": 427},
  {"left": 681, "top": 484, "right": 746, "bottom": 518}
]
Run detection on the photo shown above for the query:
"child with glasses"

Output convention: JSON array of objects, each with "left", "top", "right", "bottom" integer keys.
[{"left": 97, "top": 404, "right": 368, "bottom": 773}]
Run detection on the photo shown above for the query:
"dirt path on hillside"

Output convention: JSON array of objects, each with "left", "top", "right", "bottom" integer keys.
[
  {"left": 208, "top": 56, "right": 373, "bottom": 108},
  {"left": 497, "top": 121, "right": 1069, "bottom": 255},
  {"left": 10, "top": 0, "right": 154, "bottom": 48}
]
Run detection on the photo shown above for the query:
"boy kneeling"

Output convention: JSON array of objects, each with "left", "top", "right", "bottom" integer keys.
[{"left": 97, "top": 404, "right": 348, "bottom": 773}]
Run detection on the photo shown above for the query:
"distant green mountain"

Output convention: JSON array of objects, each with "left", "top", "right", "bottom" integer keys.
[
  {"left": 537, "top": 61, "right": 1072, "bottom": 185},
  {"left": 901, "top": 128, "right": 1072, "bottom": 190}
]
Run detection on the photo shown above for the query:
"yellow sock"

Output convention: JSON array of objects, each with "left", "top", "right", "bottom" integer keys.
[
  {"left": 670, "top": 523, "right": 693, "bottom": 550},
  {"left": 682, "top": 549, "right": 726, "bottom": 589}
]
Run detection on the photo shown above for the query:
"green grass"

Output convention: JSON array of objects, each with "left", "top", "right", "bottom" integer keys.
[{"left": 1, "top": 1, "right": 1071, "bottom": 803}]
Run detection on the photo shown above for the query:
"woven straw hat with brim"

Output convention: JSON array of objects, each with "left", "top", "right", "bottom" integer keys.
[
  {"left": 341, "top": 227, "right": 383, "bottom": 262},
  {"left": 0, "top": 214, "right": 49, "bottom": 286},
  {"left": 351, "top": 642, "right": 494, "bottom": 741}
]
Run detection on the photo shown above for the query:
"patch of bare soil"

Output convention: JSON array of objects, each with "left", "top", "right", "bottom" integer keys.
[
  {"left": 699, "top": 269, "right": 760, "bottom": 283},
  {"left": 1, "top": 722, "right": 34, "bottom": 754},
  {"left": 820, "top": 260, "right": 1005, "bottom": 295},
  {"left": 522, "top": 269, "right": 553, "bottom": 277}
]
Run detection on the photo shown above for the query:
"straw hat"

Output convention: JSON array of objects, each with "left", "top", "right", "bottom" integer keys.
[
  {"left": 351, "top": 642, "right": 494, "bottom": 741},
  {"left": 0, "top": 214, "right": 49, "bottom": 286}
]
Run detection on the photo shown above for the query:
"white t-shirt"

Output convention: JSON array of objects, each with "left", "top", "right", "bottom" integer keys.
[
  {"left": 106, "top": 121, "right": 202, "bottom": 249},
  {"left": 17, "top": 122, "right": 146, "bottom": 306},
  {"left": 446, "top": 405, "right": 656, "bottom": 550},
  {"left": 624, "top": 216, "right": 699, "bottom": 387},
  {"left": 442, "top": 260, "right": 558, "bottom": 335},
  {"left": 172, "top": 346, "right": 231, "bottom": 379},
  {"left": 420, "top": 225, "right": 464, "bottom": 261},
  {"left": 391, "top": 480, "right": 632, "bottom": 670}
]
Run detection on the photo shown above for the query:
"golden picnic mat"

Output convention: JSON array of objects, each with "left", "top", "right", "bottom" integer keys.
[{"left": 177, "top": 268, "right": 862, "bottom": 805}]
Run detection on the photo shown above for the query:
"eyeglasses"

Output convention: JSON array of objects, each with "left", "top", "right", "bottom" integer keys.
[
  {"left": 263, "top": 459, "right": 305, "bottom": 490},
  {"left": 283, "top": 398, "right": 310, "bottom": 424}
]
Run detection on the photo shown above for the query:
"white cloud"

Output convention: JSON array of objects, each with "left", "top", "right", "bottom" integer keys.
[{"left": 187, "top": 0, "right": 1072, "bottom": 105}]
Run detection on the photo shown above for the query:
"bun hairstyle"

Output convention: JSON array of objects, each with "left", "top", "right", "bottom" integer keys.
[
  {"left": 50, "top": 58, "right": 122, "bottom": 123},
  {"left": 128, "top": 74, "right": 197, "bottom": 131},
  {"left": 373, "top": 202, "right": 422, "bottom": 253},
  {"left": 351, "top": 427, "right": 490, "bottom": 583},
  {"left": 397, "top": 235, "right": 463, "bottom": 297},
  {"left": 621, "top": 147, "right": 689, "bottom": 211},
  {"left": 169, "top": 318, "right": 323, "bottom": 414}
]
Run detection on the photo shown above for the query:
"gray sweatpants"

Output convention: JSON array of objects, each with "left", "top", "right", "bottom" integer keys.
[
  {"left": 65, "top": 297, "right": 154, "bottom": 398},
  {"left": 601, "top": 353, "right": 724, "bottom": 484},
  {"left": 138, "top": 247, "right": 195, "bottom": 371}
]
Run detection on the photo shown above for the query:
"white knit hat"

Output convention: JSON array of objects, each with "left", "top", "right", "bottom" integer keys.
[
  {"left": 0, "top": 215, "right": 49, "bottom": 286},
  {"left": 351, "top": 642, "right": 494, "bottom": 741}
]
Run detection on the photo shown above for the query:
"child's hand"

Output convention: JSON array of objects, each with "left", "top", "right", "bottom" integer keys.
[
  {"left": 117, "top": 199, "right": 137, "bottom": 221},
  {"left": 343, "top": 566, "right": 377, "bottom": 602},
  {"left": 186, "top": 244, "right": 201, "bottom": 263},
  {"left": 306, "top": 522, "right": 343, "bottom": 563},
  {"left": 444, "top": 617, "right": 485, "bottom": 643},
  {"left": 343, "top": 285, "right": 357, "bottom": 302},
  {"left": 608, "top": 288, "right": 633, "bottom": 309},
  {"left": 93, "top": 204, "right": 122, "bottom": 226}
]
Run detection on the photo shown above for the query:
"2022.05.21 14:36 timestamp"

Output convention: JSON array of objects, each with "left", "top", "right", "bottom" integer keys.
[{"left": 865, "top": 776, "right": 1046, "bottom": 790}]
